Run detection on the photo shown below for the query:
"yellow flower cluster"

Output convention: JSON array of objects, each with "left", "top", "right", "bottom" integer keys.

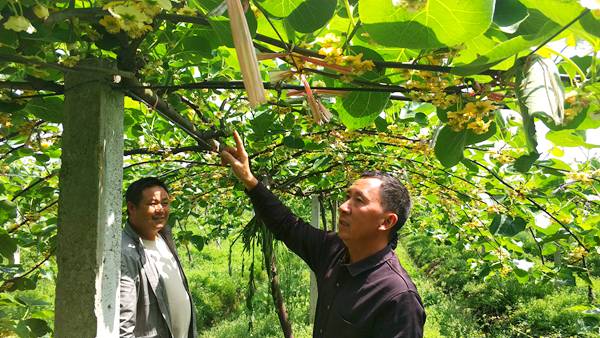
[
  {"left": 406, "top": 71, "right": 460, "bottom": 109},
  {"left": 100, "top": 0, "right": 172, "bottom": 38},
  {"left": 0, "top": 114, "right": 12, "bottom": 128},
  {"left": 60, "top": 55, "right": 81, "bottom": 68},
  {"left": 568, "top": 246, "right": 588, "bottom": 263},
  {"left": 447, "top": 101, "right": 497, "bottom": 134},
  {"left": 491, "top": 151, "right": 514, "bottom": 165},
  {"left": 563, "top": 90, "right": 591, "bottom": 124},
  {"left": 465, "top": 220, "right": 482, "bottom": 230},
  {"left": 316, "top": 33, "right": 375, "bottom": 75},
  {"left": 567, "top": 171, "right": 592, "bottom": 183},
  {"left": 486, "top": 205, "right": 500, "bottom": 214},
  {"left": 412, "top": 140, "right": 432, "bottom": 155},
  {"left": 500, "top": 265, "right": 513, "bottom": 276}
]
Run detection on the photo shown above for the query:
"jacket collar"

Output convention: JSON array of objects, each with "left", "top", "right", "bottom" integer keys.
[{"left": 344, "top": 245, "right": 395, "bottom": 277}]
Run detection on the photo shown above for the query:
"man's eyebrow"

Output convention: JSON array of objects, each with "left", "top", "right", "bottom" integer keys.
[{"left": 347, "top": 188, "right": 369, "bottom": 200}]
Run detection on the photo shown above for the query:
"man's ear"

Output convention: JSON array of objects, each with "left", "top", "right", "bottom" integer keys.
[
  {"left": 378, "top": 213, "right": 398, "bottom": 231},
  {"left": 126, "top": 201, "right": 136, "bottom": 215}
]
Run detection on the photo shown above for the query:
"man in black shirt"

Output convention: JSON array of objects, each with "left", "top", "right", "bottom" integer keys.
[{"left": 221, "top": 131, "right": 425, "bottom": 338}]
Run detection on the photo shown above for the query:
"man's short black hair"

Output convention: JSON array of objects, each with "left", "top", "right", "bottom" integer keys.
[
  {"left": 360, "top": 171, "right": 411, "bottom": 248},
  {"left": 125, "top": 177, "right": 169, "bottom": 207}
]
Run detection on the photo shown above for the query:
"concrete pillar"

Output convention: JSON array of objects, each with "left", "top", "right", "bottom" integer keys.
[
  {"left": 309, "top": 195, "right": 320, "bottom": 323},
  {"left": 55, "top": 59, "right": 123, "bottom": 337}
]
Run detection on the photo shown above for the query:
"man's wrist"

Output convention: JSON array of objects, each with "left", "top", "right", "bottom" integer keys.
[{"left": 243, "top": 175, "right": 258, "bottom": 190}]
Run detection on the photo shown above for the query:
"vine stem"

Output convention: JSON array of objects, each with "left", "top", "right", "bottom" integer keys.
[
  {"left": 0, "top": 250, "right": 54, "bottom": 292},
  {"left": 527, "top": 9, "right": 591, "bottom": 57}
]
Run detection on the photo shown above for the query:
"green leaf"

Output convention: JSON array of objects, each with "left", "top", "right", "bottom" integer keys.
[
  {"left": 519, "top": 0, "right": 597, "bottom": 42},
  {"left": 24, "top": 97, "right": 64, "bottom": 123},
  {"left": 434, "top": 126, "right": 467, "bottom": 168},
  {"left": 258, "top": 0, "right": 304, "bottom": 18},
  {"left": 339, "top": 47, "right": 389, "bottom": 130},
  {"left": 542, "top": 243, "right": 557, "bottom": 255},
  {"left": 283, "top": 135, "right": 305, "bottom": 149},
  {"left": 287, "top": 0, "right": 337, "bottom": 33},
  {"left": 0, "top": 199, "right": 16, "bottom": 226},
  {"left": 339, "top": 91, "right": 389, "bottom": 130},
  {"left": 414, "top": 112, "right": 428, "bottom": 126},
  {"left": 180, "top": 35, "right": 213, "bottom": 58},
  {"left": 0, "top": 229, "right": 17, "bottom": 259},
  {"left": 359, "top": 0, "right": 494, "bottom": 49},
  {"left": 513, "top": 151, "right": 540, "bottom": 173},
  {"left": 208, "top": 10, "right": 257, "bottom": 48},
  {"left": 190, "top": 235, "right": 205, "bottom": 252},
  {"left": 0, "top": 99, "right": 26, "bottom": 113},
  {"left": 546, "top": 129, "right": 599, "bottom": 148},
  {"left": 453, "top": 9, "right": 559, "bottom": 74},
  {"left": 489, "top": 214, "right": 526, "bottom": 236},
  {"left": 493, "top": 0, "right": 529, "bottom": 33},
  {"left": 580, "top": 11, "right": 600, "bottom": 38},
  {"left": 17, "top": 318, "right": 51, "bottom": 337},
  {"left": 581, "top": 215, "right": 600, "bottom": 231},
  {"left": 465, "top": 122, "right": 497, "bottom": 145}
]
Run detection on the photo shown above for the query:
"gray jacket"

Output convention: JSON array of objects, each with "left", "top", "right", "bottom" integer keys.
[{"left": 120, "top": 223, "right": 197, "bottom": 338}]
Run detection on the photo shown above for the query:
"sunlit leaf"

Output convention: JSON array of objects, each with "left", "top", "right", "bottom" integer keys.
[{"left": 359, "top": 0, "right": 494, "bottom": 48}]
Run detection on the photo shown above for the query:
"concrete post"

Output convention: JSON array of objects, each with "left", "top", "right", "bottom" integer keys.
[
  {"left": 309, "top": 195, "right": 319, "bottom": 323},
  {"left": 55, "top": 59, "right": 123, "bottom": 337}
]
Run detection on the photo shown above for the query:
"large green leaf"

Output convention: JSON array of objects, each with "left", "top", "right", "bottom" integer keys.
[
  {"left": 490, "top": 214, "right": 527, "bottom": 236},
  {"left": 434, "top": 125, "right": 467, "bottom": 168},
  {"left": 359, "top": 0, "right": 495, "bottom": 49},
  {"left": 453, "top": 9, "right": 559, "bottom": 75},
  {"left": 339, "top": 46, "right": 389, "bottom": 130},
  {"left": 339, "top": 91, "right": 389, "bottom": 130},
  {"left": 287, "top": 0, "right": 337, "bottom": 33}
]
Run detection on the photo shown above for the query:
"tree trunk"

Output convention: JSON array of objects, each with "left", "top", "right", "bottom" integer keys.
[{"left": 262, "top": 229, "right": 293, "bottom": 338}]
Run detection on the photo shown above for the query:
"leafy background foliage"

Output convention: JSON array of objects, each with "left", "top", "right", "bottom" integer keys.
[{"left": 0, "top": 0, "right": 599, "bottom": 336}]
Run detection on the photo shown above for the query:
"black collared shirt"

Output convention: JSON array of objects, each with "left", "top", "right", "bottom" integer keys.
[{"left": 248, "top": 182, "right": 426, "bottom": 338}]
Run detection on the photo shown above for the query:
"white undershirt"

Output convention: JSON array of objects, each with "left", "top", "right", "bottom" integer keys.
[{"left": 142, "top": 236, "right": 191, "bottom": 338}]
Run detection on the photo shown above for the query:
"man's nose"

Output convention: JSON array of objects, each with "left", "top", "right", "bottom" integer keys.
[{"left": 339, "top": 200, "right": 350, "bottom": 214}]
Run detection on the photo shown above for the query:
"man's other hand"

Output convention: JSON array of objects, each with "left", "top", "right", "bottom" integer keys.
[{"left": 220, "top": 130, "right": 258, "bottom": 190}]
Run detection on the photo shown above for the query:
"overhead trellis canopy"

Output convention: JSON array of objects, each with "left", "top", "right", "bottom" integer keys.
[{"left": 1, "top": 0, "right": 600, "bottom": 335}]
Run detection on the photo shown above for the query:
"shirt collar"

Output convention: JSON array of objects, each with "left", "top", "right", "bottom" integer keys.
[{"left": 343, "top": 245, "right": 395, "bottom": 277}]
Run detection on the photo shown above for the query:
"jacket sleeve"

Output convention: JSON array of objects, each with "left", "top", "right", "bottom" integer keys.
[
  {"left": 119, "top": 255, "right": 138, "bottom": 338},
  {"left": 247, "top": 182, "right": 329, "bottom": 274},
  {"left": 373, "top": 291, "right": 426, "bottom": 338}
]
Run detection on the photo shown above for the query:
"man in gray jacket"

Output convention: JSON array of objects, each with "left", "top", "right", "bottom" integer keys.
[{"left": 120, "top": 177, "right": 197, "bottom": 338}]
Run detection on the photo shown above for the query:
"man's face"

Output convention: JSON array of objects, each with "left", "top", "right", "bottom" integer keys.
[
  {"left": 128, "top": 185, "right": 170, "bottom": 240},
  {"left": 338, "top": 177, "right": 390, "bottom": 245}
]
